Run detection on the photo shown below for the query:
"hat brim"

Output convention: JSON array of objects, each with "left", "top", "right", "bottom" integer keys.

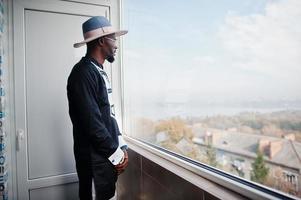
[{"left": 73, "top": 30, "right": 128, "bottom": 48}]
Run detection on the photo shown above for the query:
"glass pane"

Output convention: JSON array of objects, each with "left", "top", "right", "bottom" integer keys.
[{"left": 123, "top": 0, "right": 301, "bottom": 198}]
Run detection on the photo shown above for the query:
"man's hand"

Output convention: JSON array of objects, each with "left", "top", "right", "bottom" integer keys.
[{"left": 115, "top": 149, "right": 128, "bottom": 175}]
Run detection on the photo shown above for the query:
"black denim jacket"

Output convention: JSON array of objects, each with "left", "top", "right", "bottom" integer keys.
[{"left": 67, "top": 56, "right": 121, "bottom": 163}]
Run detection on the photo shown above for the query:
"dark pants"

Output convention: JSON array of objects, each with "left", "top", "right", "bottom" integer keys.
[{"left": 76, "top": 161, "right": 117, "bottom": 200}]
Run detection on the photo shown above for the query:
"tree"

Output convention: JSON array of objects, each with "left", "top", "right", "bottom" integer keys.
[
  {"left": 206, "top": 144, "right": 218, "bottom": 167},
  {"left": 264, "top": 167, "right": 298, "bottom": 196},
  {"left": 251, "top": 150, "right": 269, "bottom": 184},
  {"left": 155, "top": 118, "right": 193, "bottom": 142}
]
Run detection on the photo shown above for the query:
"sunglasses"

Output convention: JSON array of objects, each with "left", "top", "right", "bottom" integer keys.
[{"left": 104, "top": 37, "right": 117, "bottom": 43}]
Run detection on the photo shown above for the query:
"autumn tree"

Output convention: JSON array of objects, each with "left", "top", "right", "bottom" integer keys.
[
  {"left": 155, "top": 118, "right": 193, "bottom": 142},
  {"left": 265, "top": 167, "right": 297, "bottom": 196}
]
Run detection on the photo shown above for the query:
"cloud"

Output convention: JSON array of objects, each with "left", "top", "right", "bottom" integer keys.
[
  {"left": 218, "top": 0, "right": 301, "bottom": 79},
  {"left": 192, "top": 55, "right": 215, "bottom": 67},
  {"left": 124, "top": 0, "right": 301, "bottom": 102}
]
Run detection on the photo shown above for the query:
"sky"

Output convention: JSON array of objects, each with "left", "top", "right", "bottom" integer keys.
[{"left": 122, "top": 0, "right": 301, "bottom": 106}]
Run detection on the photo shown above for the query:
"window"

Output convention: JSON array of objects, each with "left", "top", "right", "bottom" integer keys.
[{"left": 122, "top": 0, "right": 301, "bottom": 198}]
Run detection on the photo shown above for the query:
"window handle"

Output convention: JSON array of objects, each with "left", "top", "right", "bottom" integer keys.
[{"left": 16, "top": 129, "right": 24, "bottom": 151}]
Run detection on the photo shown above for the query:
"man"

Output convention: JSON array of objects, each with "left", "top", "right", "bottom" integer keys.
[{"left": 67, "top": 16, "right": 128, "bottom": 200}]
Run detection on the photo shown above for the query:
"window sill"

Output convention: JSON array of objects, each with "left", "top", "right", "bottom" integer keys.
[{"left": 124, "top": 135, "right": 297, "bottom": 200}]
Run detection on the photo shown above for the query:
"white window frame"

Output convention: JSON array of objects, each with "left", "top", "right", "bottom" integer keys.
[{"left": 117, "top": 1, "right": 299, "bottom": 200}]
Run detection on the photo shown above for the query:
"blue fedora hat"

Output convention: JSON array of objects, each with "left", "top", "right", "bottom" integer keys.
[{"left": 73, "top": 16, "right": 128, "bottom": 48}]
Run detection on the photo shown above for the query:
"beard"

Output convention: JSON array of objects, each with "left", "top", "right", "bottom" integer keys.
[{"left": 106, "top": 54, "right": 115, "bottom": 63}]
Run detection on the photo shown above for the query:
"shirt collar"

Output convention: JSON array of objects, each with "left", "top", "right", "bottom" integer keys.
[{"left": 84, "top": 56, "right": 103, "bottom": 69}]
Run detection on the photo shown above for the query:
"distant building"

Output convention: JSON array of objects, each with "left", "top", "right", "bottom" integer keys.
[{"left": 193, "top": 130, "right": 301, "bottom": 193}]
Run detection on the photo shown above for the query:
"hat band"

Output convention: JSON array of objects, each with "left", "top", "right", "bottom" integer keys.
[{"left": 83, "top": 26, "right": 115, "bottom": 39}]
